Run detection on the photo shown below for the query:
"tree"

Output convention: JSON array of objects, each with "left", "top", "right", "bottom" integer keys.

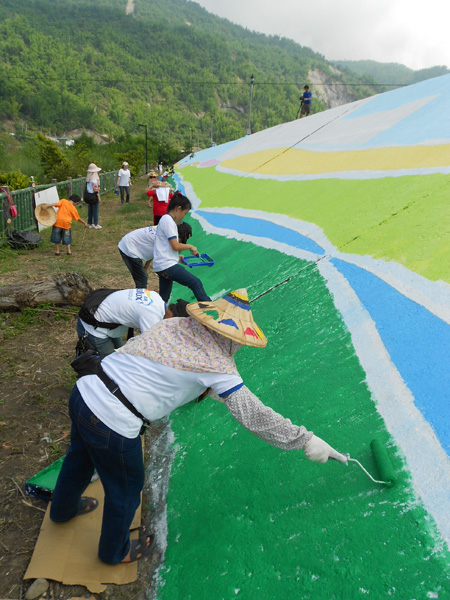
[{"left": 37, "top": 134, "right": 71, "bottom": 181}]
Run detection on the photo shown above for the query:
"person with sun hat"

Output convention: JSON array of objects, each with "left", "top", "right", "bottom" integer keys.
[{"left": 50, "top": 288, "right": 344, "bottom": 566}]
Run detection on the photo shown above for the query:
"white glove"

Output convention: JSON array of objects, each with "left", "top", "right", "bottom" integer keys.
[{"left": 303, "top": 434, "right": 347, "bottom": 464}]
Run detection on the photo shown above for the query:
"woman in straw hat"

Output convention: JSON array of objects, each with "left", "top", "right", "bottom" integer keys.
[
  {"left": 50, "top": 288, "right": 345, "bottom": 565},
  {"left": 85, "top": 163, "right": 102, "bottom": 229}
]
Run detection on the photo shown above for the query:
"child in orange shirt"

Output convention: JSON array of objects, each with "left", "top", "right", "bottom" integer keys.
[{"left": 41, "top": 194, "right": 88, "bottom": 256}]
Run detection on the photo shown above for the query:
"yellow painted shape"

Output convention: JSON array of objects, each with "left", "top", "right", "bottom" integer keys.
[{"left": 221, "top": 145, "right": 450, "bottom": 175}]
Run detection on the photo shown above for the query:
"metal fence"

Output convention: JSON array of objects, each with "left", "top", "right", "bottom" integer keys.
[{"left": 0, "top": 171, "right": 118, "bottom": 243}]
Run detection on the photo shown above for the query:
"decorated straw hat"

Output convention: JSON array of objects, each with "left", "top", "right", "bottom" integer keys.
[
  {"left": 186, "top": 288, "right": 267, "bottom": 348},
  {"left": 35, "top": 204, "right": 57, "bottom": 227}
]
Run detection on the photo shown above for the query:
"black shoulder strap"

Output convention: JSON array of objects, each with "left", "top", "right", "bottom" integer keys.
[
  {"left": 97, "top": 363, "right": 150, "bottom": 425},
  {"left": 78, "top": 288, "right": 122, "bottom": 329}
]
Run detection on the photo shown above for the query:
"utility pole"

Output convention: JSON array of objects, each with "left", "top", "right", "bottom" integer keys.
[
  {"left": 138, "top": 124, "right": 148, "bottom": 173},
  {"left": 246, "top": 74, "right": 255, "bottom": 136},
  {"left": 210, "top": 119, "right": 215, "bottom": 146}
]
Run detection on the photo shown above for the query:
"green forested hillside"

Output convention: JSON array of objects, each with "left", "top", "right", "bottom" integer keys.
[
  {"left": 334, "top": 59, "right": 449, "bottom": 87},
  {"left": 0, "top": 0, "right": 377, "bottom": 148}
]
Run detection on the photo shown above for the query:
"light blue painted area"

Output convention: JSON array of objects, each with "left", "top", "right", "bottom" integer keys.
[
  {"left": 344, "top": 74, "right": 450, "bottom": 148},
  {"left": 194, "top": 209, "right": 450, "bottom": 457},
  {"left": 177, "top": 138, "right": 245, "bottom": 168},
  {"left": 195, "top": 210, "right": 325, "bottom": 255},
  {"left": 173, "top": 174, "right": 185, "bottom": 195},
  {"left": 344, "top": 75, "right": 449, "bottom": 118},
  {"left": 330, "top": 258, "right": 450, "bottom": 455}
]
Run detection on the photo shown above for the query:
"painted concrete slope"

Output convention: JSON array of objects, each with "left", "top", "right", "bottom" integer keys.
[
  {"left": 155, "top": 221, "right": 450, "bottom": 599},
  {"left": 154, "top": 75, "right": 450, "bottom": 598}
]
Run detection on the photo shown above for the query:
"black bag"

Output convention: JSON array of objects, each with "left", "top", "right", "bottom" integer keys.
[
  {"left": 83, "top": 183, "right": 98, "bottom": 205},
  {"left": 75, "top": 333, "right": 96, "bottom": 357},
  {"left": 8, "top": 229, "right": 42, "bottom": 250},
  {"left": 78, "top": 288, "right": 121, "bottom": 329},
  {"left": 70, "top": 349, "right": 102, "bottom": 378}
]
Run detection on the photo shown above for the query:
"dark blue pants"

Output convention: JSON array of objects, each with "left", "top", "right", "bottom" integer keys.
[
  {"left": 87, "top": 202, "right": 99, "bottom": 225},
  {"left": 76, "top": 318, "right": 123, "bottom": 356},
  {"left": 119, "top": 186, "right": 130, "bottom": 204},
  {"left": 156, "top": 263, "right": 211, "bottom": 303},
  {"left": 50, "top": 385, "right": 145, "bottom": 564},
  {"left": 119, "top": 249, "right": 148, "bottom": 288}
]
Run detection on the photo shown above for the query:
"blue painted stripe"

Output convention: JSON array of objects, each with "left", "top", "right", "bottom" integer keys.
[
  {"left": 330, "top": 258, "right": 450, "bottom": 454},
  {"left": 194, "top": 210, "right": 449, "bottom": 457},
  {"left": 196, "top": 211, "right": 325, "bottom": 255}
]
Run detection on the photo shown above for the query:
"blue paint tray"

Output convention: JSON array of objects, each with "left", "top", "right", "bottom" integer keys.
[{"left": 181, "top": 253, "right": 214, "bottom": 268}]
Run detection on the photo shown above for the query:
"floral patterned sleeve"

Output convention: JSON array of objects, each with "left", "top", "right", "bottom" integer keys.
[{"left": 223, "top": 385, "right": 313, "bottom": 451}]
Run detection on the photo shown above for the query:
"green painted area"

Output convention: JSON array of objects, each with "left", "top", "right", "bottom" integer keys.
[
  {"left": 181, "top": 166, "right": 450, "bottom": 283},
  {"left": 158, "top": 218, "right": 450, "bottom": 599}
]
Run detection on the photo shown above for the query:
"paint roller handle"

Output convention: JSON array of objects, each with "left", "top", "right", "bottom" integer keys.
[{"left": 303, "top": 435, "right": 348, "bottom": 464}]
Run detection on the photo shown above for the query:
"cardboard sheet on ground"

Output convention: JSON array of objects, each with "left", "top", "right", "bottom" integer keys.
[{"left": 24, "top": 478, "right": 141, "bottom": 593}]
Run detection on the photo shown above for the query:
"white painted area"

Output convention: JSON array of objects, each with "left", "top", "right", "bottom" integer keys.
[
  {"left": 218, "top": 95, "right": 439, "bottom": 161},
  {"left": 217, "top": 100, "right": 371, "bottom": 161}
]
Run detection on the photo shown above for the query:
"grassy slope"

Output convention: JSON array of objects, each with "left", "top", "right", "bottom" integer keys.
[{"left": 159, "top": 217, "right": 450, "bottom": 599}]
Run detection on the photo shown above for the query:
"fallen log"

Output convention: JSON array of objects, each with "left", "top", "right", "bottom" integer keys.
[{"left": 0, "top": 272, "right": 92, "bottom": 311}]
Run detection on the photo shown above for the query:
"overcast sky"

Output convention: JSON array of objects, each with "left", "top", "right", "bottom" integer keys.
[{"left": 193, "top": 0, "right": 450, "bottom": 71}]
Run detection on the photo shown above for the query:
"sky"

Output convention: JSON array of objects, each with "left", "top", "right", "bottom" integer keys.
[{"left": 193, "top": 0, "right": 450, "bottom": 71}]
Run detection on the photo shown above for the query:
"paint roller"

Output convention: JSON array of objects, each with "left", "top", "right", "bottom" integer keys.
[{"left": 332, "top": 438, "right": 396, "bottom": 488}]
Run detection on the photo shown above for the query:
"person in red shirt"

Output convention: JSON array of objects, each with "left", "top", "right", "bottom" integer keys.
[
  {"left": 41, "top": 194, "right": 88, "bottom": 256},
  {"left": 146, "top": 180, "right": 173, "bottom": 225}
]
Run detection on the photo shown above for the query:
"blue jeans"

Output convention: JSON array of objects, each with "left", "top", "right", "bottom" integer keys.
[
  {"left": 119, "top": 249, "right": 148, "bottom": 288},
  {"left": 88, "top": 202, "right": 99, "bottom": 225},
  {"left": 76, "top": 318, "right": 123, "bottom": 356},
  {"left": 50, "top": 385, "right": 145, "bottom": 564},
  {"left": 156, "top": 263, "right": 211, "bottom": 303},
  {"left": 119, "top": 186, "right": 130, "bottom": 204},
  {"left": 50, "top": 226, "right": 72, "bottom": 245}
]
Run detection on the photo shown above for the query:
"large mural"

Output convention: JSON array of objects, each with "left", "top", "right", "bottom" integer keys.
[{"left": 152, "top": 74, "right": 450, "bottom": 598}]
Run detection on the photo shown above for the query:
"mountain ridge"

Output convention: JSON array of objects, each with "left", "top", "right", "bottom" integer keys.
[{"left": 0, "top": 0, "right": 445, "bottom": 147}]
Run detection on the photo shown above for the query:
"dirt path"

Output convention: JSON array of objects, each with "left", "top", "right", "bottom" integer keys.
[{"left": 0, "top": 178, "right": 162, "bottom": 599}]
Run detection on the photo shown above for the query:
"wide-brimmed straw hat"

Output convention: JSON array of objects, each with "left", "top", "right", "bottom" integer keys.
[
  {"left": 87, "top": 163, "right": 101, "bottom": 172},
  {"left": 35, "top": 205, "right": 56, "bottom": 227},
  {"left": 186, "top": 288, "right": 267, "bottom": 348}
]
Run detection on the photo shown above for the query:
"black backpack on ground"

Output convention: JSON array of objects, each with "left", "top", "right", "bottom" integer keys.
[{"left": 8, "top": 230, "right": 42, "bottom": 250}]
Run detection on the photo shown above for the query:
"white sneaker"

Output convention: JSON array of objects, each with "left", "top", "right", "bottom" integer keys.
[
  {"left": 94, "top": 224, "right": 102, "bottom": 229},
  {"left": 89, "top": 224, "right": 95, "bottom": 229}
]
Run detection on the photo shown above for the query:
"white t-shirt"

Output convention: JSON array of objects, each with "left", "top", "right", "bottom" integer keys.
[
  {"left": 117, "top": 168, "right": 131, "bottom": 186},
  {"left": 152, "top": 214, "right": 179, "bottom": 272},
  {"left": 79, "top": 289, "right": 166, "bottom": 339},
  {"left": 118, "top": 226, "right": 157, "bottom": 261},
  {"left": 77, "top": 352, "right": 244, "bottom": 438}
]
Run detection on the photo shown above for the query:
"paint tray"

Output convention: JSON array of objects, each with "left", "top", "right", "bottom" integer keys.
[
  {"left": 25, "top": 457, "right": 65, "bottom": 500},
  {"left": 181, "top": 253, "right": 214, "bottom": 268},
  {"left": 25, "top": 458, "right": 98, "bottom": 501}
]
